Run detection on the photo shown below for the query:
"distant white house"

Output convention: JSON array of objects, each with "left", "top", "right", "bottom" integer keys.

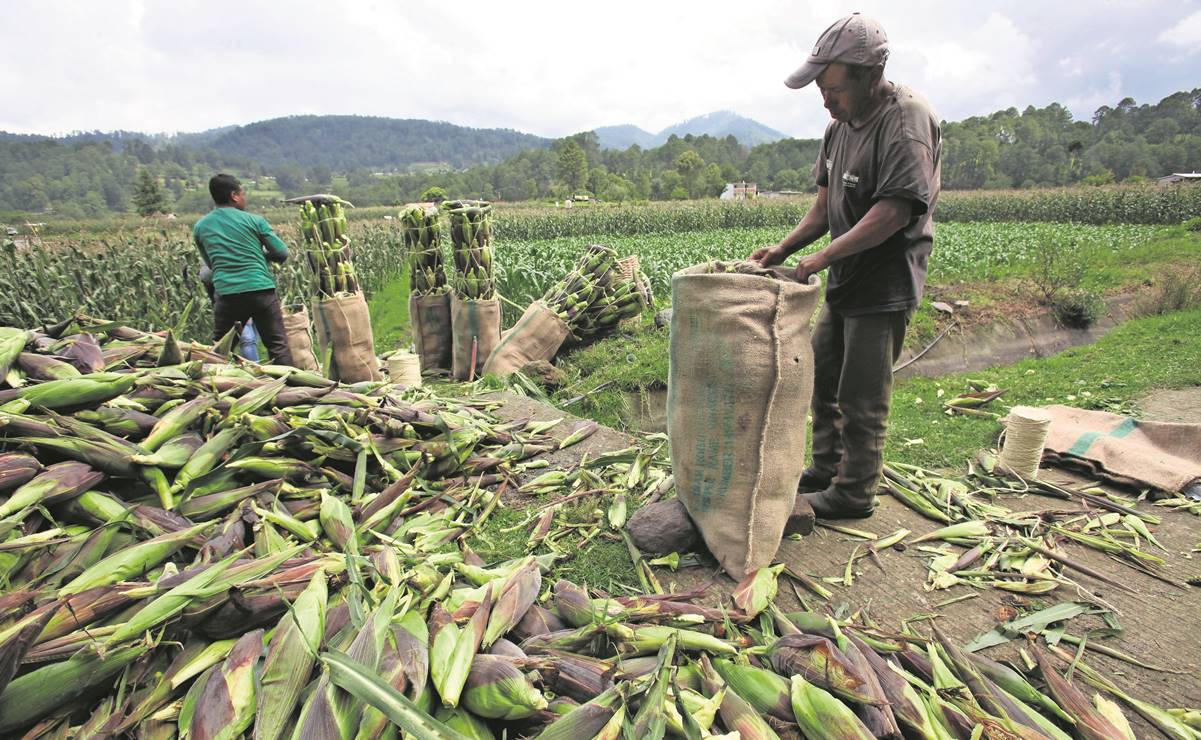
[
  {"left": 1157, "top": 172, "right": 1201, "bottom": 185},
  {"left": 720, "top": 181, "right": 757, "bottom": 200}
]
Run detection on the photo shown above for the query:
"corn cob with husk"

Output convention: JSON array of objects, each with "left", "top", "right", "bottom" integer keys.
[
  {"left": 444, "top": 200, "right": 495, "bottom": 300},
  {"left": 401, "top": 203, "right": 451, "bottom": 296}
]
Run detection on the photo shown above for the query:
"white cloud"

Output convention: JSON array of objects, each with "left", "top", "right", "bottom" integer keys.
[
  {"left": 1157, "top": 9, "right": 1201, "bottom": 48},
  {"left": 0, "top": 0, "right": 1197, "bottom": 139}
]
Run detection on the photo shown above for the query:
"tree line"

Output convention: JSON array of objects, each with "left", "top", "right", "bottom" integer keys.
[{"left": 2, "top": 88, "right": 1198, "bottom": 218}]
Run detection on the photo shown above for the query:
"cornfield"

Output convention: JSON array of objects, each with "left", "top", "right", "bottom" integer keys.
[
  {"left": 0, "top": 221, "right": 405, "bottom": 342},
  {"left": 1, "top": 191, "right": 1189, "bottom": 339}
]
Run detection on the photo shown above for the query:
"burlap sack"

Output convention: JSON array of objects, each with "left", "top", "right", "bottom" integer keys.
[
  {"left": 450, "top": 295, "right": 501, "bottom": 381},
  {"left": 314, "top": 293, "right": 382, "bottom": 383},
  {"left": 1042, "top": 404, "right": 1201, "bottom": 492},
  {"left": 409, "top": 293, "right": 453, "bottom": 375},
  {"left": 482, "top": 302, "right": 571, "bottom": 377},
  {"left": 667, "top": 262, "right": 821, "bottom": 579},
  {"left": 282, "top": 306, "right": 320, "bottom": 372}
]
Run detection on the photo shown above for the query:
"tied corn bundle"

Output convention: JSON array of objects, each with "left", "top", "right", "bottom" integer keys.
[
  {"left": 444, "top": 200, "right": 496, "bottom": 300},
  {"left": 0, "top": 313, "right": 1187, "bottom": 739},
  {"left": 401, "top": 203, "right": 450, "bottom": 297},
  {"left": 299, "top": 196, "right": 359, "bottom": 298}
]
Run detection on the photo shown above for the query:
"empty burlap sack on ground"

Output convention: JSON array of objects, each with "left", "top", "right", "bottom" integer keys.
[
  {"left": 668, "top": 261, "right": 821, "bottom": 579},
  {"left": 409, "top": 293, "right": 453, "bottom": 375},
  {"left": 315, "top": 293, "right": 382, "bottom": 383},
  {"left": 451, "top": 295, "right": 501, "bottom": 381},
  {"left": 483, "top": 302, "right": 571, "bottom": 376},
  {"left": 282, "top": 306, "right": 320, "bottom": 372}
]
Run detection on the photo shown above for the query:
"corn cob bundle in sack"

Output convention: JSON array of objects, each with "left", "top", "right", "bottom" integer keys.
[
  {"left": 401, "top": 203, "right": 453, "bottom": 375},
  {"left": 667, "top": 261, "right": 820, "bottom": 578},
  {"left": 444, "top": 200, "right": 500, "bottom": 381},
  {"left": 297, "top": 196, "right": 381, "bottom": 383},
  {"left": 281, "top": 305, "right": 320, "bottom": 373}
]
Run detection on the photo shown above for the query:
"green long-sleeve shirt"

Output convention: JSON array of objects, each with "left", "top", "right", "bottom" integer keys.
[{"left": 193, "top": 206, "right": 289, "bottom": 296}]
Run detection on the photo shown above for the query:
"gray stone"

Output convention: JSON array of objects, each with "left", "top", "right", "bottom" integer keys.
[
  {"left": 654, "top": 309, "right": 673, "bottom": 329},
  {"left": 784, "top": 494, "right": 816, "bottom": 536},
  {"left": 520, "top": 360, "right": 567, "bottom": 391},
  {"left": 627, "top": 497, "right": 698, "bottom": 555}
]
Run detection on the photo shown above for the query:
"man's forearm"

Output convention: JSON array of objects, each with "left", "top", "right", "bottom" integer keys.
[
  {"left": 776, "top": 190, "right": 829, "bottom": 257},
  {"left": 821, "top": 198, "right": 911, "bottom": 263}
]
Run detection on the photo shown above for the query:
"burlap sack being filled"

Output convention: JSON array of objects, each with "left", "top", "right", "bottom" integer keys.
[
  {"left": 450, "top": 295, "right": 501, "bottom": 381},
  {"left": 282, "top": 306, "right": 320, "bottom": 372},
  {"left": 482, "top": 302, "right": 571, "bottom": 377},
  {"left": 314, "top": 293, "right": 382, "bottom": 383},
  {"left": 667, "top": 262, "right": 821, "bottom": 579},
  {"left": 409, "top": 293, "right": 453, "bottom": 375}
]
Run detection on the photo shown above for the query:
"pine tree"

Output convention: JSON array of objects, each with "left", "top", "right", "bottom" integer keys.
[{"left": 132, "top": 169, "right": 167, "bottom": 216}]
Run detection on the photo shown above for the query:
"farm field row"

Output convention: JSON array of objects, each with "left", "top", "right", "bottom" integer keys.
[{"left": 2, "top": 214, "right": 1195, "bottom": 345}]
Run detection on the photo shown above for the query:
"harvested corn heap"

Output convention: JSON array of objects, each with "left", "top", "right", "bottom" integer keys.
[{"left": 0, "top": 317, "right": 1194, "bottom": 738}]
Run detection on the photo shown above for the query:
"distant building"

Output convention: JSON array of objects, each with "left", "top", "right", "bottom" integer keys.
[
  {"left": 1157, "top": 172, "right": 1201, "bottom": 185},
  {"left": 719, "top": 181, "right": 757, "bottom": 200}
]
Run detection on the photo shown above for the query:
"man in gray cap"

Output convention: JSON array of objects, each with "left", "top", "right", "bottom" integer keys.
[{"left": 752, "top": 13, "right": 941, "bottom": 519}]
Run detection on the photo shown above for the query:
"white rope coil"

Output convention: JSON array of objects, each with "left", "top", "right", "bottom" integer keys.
[
  {"left": 386, "top": 352, "right": 422, "bottom": 388},
  {"left": 1000, "top": 405, "right": 1053, "bottom": 478}
]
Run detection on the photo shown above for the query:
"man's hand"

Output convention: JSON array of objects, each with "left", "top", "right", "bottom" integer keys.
[
  {"left": 794, "top": 250, "right": 830, "bottom": 283},
  {"left": 750, "top": 245, "right": 786, "bottom": 266}
]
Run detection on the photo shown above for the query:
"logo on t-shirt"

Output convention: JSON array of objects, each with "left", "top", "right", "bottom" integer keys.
[{"left": 841, "top": 171, "right": 860, "bottom": 190}]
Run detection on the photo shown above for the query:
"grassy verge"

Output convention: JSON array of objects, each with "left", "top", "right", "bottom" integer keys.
[
  {"left": 367, "top": 272, "right": 411, "bottom": 354},
  {"left": 886, "top": 306, "right": 1201, "bottom": 468}
]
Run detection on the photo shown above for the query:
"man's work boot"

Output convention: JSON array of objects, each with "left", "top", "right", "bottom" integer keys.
[
  {"left": 797, "top": 469, "right": 833, "bottom": 493},
  {"left": 800, "top": 485, "right": 876, "bottom": 520}
]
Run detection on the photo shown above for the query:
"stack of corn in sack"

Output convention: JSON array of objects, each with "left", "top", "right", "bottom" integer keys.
[
  {"left": 484, "top": 245, "right": 648, "bottom": 377},
  {"left": 401, "top": 203, "right": 453, "bottom": 375},
  {"left": 444, "top": 200, "right": 500, "bottom": 381},
  {"left": 298, "top": 195, "right": 381, "bottom": 382}
]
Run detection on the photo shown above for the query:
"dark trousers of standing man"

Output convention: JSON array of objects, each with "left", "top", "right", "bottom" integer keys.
[
  {"left": 213, "top": 288, "right": 294, "bottom": 367},
  {"left": 807, "top": 305, "right": 911, "bottom": 506}
]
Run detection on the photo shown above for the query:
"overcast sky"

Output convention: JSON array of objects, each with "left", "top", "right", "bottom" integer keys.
[{"left": 2, "top": 0, "right": 1199, "bottom": 141}]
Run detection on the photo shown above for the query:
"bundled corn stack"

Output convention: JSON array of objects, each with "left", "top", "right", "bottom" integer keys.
[
  {"left": 296, "top": 196, "right": 381, "bottom": 383},
  {"left": 444, "top": 200, "right": 496, "bottom": 301},
  {"left": 443, "top": 200, "right": 501, "bottom": 381},
  {"left": 401, "top": 204, "right": 453, "bottom": 375},
  {"left": 402, "top": 203, "right": 450, "bottom": 298},
  {"left": 485, "top": 245, "right": 652, "bottom": 376},
  {"left": 299, "top": 197, "right": 358, "bottom": 299}
]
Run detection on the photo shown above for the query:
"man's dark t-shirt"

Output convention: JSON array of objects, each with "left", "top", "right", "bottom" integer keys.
[{"left": 812, "top": 83, "right": 941, "bottom": 315}]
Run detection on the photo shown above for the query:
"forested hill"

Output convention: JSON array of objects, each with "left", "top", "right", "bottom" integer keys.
[
  {"left": 1, "top": 88, "right": 1199, "bottom": 218},
  {"left": 204, "top": 115, "right": 550, "bottom": 171}
]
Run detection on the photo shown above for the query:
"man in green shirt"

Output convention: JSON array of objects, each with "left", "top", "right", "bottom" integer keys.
[{"left": 193, "top": 174, "right": 294, "bottom": 366}]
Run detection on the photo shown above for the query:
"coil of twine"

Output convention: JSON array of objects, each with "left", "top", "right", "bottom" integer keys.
[
  {"left": 386, "top": 352, "right": 422, "bottom": 388},
  {"left": 999, "top": 405, "right": 1053, "bottom": 478}
]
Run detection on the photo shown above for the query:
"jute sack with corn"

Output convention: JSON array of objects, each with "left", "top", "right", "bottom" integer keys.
[
  {"left": 282, "top": 305, "right": 320, "bottom": 373},
  {"left": 667, "top": 261, "right": 821, "bottom": 578},
  {"left": 315, "top": 293, "right": 382, "bottom": 383},
  {"left": 482, "top": 302, "right": 571, "bottom": 377},
  {"left": 444, "top": 200, "right": 500, "bottom": 381},
  {"left": 400, "top": 203, "right": 454, "bottom": 375}
]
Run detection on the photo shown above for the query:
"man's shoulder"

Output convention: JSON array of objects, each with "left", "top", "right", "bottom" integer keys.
[
  {"left": 881, "top": 84, "right": 940, "bottom": 145},
  {"left": 889, "top": 85, "right": 939, "bottom": 126}
]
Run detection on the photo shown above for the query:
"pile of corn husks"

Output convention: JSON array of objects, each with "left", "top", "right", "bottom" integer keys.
[{"left": 1, "top": 318, "right": 1199, "bottom": 739}]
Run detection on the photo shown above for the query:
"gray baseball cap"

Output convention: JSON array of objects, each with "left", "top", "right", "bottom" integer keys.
[{"left": 785, "top": 13, "right": 889, "bottom": 89}]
